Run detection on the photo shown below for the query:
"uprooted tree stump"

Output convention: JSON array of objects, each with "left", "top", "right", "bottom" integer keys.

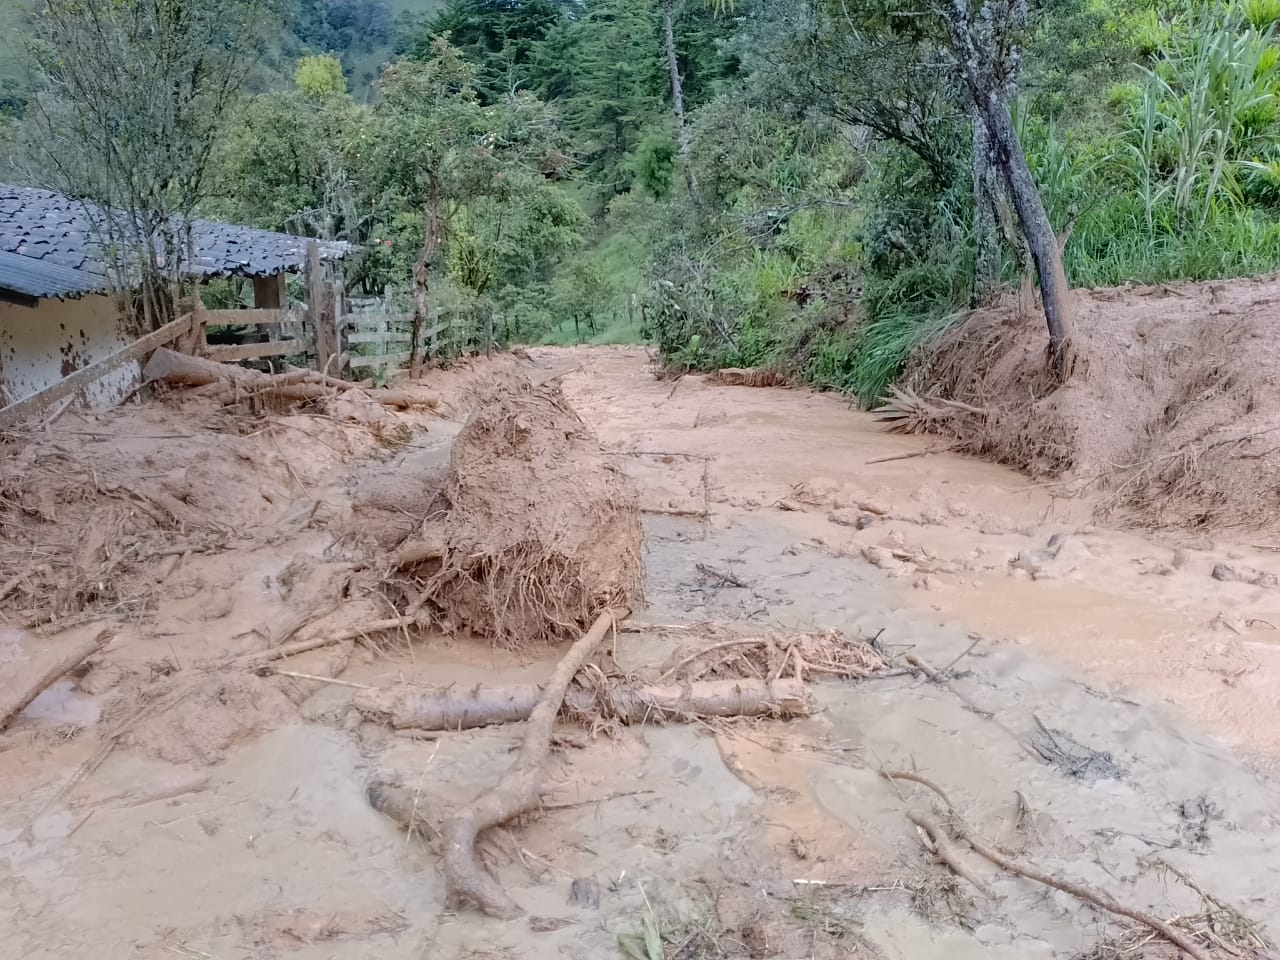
[{"left": 397, "top": 376, "right": 644, "bottom": 648}]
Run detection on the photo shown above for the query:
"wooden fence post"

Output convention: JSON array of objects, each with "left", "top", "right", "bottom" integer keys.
[{"left": 307, "top": 240, "right": 340, "bottom": 375}]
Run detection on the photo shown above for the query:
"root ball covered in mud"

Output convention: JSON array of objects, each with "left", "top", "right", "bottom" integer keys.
[{"left": 410, "top": 377, "right": 643, "bottom": 647}]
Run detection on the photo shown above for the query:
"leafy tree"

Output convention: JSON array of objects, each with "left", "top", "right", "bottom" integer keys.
[
  {"left": 366, "top": 37, "right": 573, "bottom": 366},
  {"left": 401, "top": 0, "right": 572, "bottom": 101},
  {"left": 536, "top": 0, "right": 667, "bottom": 193},
  {"left": 295, "top": 54, "right": 348, "bottom": 101},
  {"left": 24, "top": 0, "right": 282, "bottom": 328}
]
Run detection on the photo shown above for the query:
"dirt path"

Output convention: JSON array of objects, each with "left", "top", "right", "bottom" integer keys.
[{"left": 2, "top": 346, "right": 1278, "bottom": 959}]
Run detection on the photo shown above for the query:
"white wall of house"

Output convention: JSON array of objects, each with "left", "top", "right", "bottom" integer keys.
[{"left": 0, "top": 294, "right": 138, "bottom": 409}]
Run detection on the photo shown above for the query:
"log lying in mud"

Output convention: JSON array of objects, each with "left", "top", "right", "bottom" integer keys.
[
  {"left": 143, "top": 348, "right": 435, "bottom": 409},
  {"left": 356, "top": 676, "right": 813, "bottom": 730},
  {"left": 1, "top": 631, "right": 107, "bottom": 731}
]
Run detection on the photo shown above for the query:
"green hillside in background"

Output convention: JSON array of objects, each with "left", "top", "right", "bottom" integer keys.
[{"left": 0, "top": 0, "right": 445, "bottom": 100}]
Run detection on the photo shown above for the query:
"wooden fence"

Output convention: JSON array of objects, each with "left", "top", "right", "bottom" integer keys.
[{"left": 343, "top": 296, "right": 451, "bottom": 376}]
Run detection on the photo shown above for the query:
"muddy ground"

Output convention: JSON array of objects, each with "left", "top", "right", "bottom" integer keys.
[{"left": 3, "top": 345, "right": 1279, "bottom": 959}]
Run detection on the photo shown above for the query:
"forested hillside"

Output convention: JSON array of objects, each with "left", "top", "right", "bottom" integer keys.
[
  {"left": 7, "top": 0, "right": 1280, "bottom": 400},
  {"left": 0, "top": 0, "right": 443, "bottom": 98}
]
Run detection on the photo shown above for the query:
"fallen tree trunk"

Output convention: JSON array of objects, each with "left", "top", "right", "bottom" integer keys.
[
  {"left": 439, "top": 607, "right": 626, "bottom": 918},
  {"left": 1, "top": 631, "right": 107, "bottom": 731},
  {"left": 143, "top": 348, "right": 437, "bottom": 409},
  {"left": 356, "top": 676, "right": 813, "bottom": 730}
]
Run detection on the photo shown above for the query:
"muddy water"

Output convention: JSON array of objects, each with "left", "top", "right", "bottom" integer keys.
[
  {"left": 3, "top": 346, "right": 1279, "bottom": 960},
  {"left": 553, "top": 346, "right": 1280, "bottom": 956}
]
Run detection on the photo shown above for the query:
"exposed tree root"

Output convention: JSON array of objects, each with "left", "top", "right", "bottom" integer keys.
[
  {"left": 356, "top": 676, "right": 813, "bottom": 730},
  {"left": 881, "top": 770, "right": 1212, "bottom": 960},
  {"left": 906, "top": 811, "right": 994, "bottom": 900},
  {"left": 439, "top": 607, "right": 627, "bottom": 918}
]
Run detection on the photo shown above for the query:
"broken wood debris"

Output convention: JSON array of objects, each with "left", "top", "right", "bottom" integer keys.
[
  {"left": 881, "top": 769, "right": 1213, "bottom": 960},
  {"left": 356, "top": 676, "right": 813, "bottom": 731}
]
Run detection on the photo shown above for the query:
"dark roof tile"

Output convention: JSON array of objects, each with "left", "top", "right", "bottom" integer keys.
[
  {"left": 0, "top": 249, "right": 106, "bottom": 299},
  {"left": 0, "top": 184, "right": 350, "bottom": 281}
]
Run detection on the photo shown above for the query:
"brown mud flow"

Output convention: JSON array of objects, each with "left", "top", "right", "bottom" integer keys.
[{"left": 2, "top": 345, "right": 1278, "bottom": 959}]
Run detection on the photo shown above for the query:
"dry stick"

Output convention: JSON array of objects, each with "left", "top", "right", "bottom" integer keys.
[
  {"left": 865, "top": 444, "right": 960, "bottom": 465},
  {"left": 0, "top": 571, "right": 26, "bottom": 604},
  {"left": 268, "top": 669, "right": 375, "bottom": 690},
  {"left": 658, "top": 637, "right": 776, "bottom": 681},
  {"left": 695, "top": 562, "right": 748, "bottom": 588},
  {"left": 905, "top": 653, "right": 1030, "bottom": 752},
  {"left": 881, "top": 771, "right": 1211, "bottom": 960},
  {"left": 439, "top": 607, "right": 628, "bottom": 918},
  {"left": 1, "top": 631, "right": 106, "bottom": 730},
  {"left": 239, "top": 616, "right": 418, "bottom": 666},
  {"left": 958, "top": 823, "right": 1210, "bottom": 960}
]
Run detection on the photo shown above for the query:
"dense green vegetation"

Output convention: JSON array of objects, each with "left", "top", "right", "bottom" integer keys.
[{"left": 9, "top": 0, "right": 1280, "bottom": 398}]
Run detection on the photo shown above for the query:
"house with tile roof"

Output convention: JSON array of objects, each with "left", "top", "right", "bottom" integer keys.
[{"left": 0, "top": 184, "right": 350, "bottom": 411}]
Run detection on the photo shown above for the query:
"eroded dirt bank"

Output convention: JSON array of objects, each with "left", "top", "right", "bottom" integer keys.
[
  {"left": 2, "top": 345, "right": 1278, "bottom": 959},
  {"left": 902, "top": 275, "right": 1280, "bottom": 535}
]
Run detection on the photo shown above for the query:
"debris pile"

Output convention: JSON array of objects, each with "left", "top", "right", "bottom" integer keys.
[{"left": 398, "top": 375, "right": 644, "bottom": 647}]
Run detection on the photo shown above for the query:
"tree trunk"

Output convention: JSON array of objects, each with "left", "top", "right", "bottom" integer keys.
[
  {"left": 409, "top": 187, "right": 442, "bottom": 378},
  {"left": 980, "top": 94, "right": 1074, "bottom": 376},
  {"left": 971, "top": 120, "right": 997, "bottom": 294},
  {"left": 971, "top": 110, "right": 1001, "bottom": 301},
  {"left": 662, "top": 0, "right": 697, "bottom": 195}
]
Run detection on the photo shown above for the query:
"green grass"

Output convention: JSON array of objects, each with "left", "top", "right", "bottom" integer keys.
[{"left": 1064, "top": 200, "right": 1280, "bottom": 287}]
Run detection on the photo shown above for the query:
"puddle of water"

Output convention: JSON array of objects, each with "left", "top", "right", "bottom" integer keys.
[{"left": 21, "top": 678, "right": 102, "bottom": 727}]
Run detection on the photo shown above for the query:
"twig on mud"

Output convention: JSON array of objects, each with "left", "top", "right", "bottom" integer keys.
[
  {"left": 881, "top": 769, "right": 1212, "bottom": 960},
  {"left": 238, "top": 616, "right": 419, "bottom": 666},
  {"left": 439, "top": 606, "right": 629, "bottom": 918},
  {"left": 880, "top": 769, "right": 955, "bottom": 809},
  {"left": 539, "top": 788, "right": 655, "bottom": 811},
  {"left": 641, "top": 506, "right": 709, "bottom": 519},
  {"left": 905, "top": 654, "right": 1029, "bottom": 752},
  {"left": 958, "top": 820, "right": 1210, "bottom": 960},
  {"left": 658, "top": 637, "right": 774, "bottom": 681},
  {"left": 939, "top": 637, "right": 983, "bottom": 675},
  {"left": 261, "top": 669, "right": 375, "bottom": 690},
  {"left": 865, "top": 444, "right": 962, "bottom": 465},
  {"left": 695, "top": 562, "right": 749, "bottom": 589}
]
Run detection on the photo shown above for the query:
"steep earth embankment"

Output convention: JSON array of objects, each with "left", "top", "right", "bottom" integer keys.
[{"left": 903, "top": 275, "right": 1280, "bottom": 534}]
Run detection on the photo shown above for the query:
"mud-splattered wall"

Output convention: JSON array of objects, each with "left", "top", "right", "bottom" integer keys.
[{"left": 0, "top": 295, "right": 137, "bottom": 409}]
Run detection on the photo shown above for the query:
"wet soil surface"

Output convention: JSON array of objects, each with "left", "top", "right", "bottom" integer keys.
[{"left": 3, "top": 346, "right": 1278, "bottom": 959}]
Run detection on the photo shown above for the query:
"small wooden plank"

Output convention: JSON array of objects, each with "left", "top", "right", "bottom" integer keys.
[
  {"left": 198, "top": 308, "right": 297, "bottom": 327},
  {"left": 203, "top": 339, "right": 313, "bottom": 362},
  {"left": 349, "top": 350, "right": 412, "bottom": 370},
  {"left": 346, "top": 331, "right": 413, "bottom": 345},
  {"left": 346, "top": 313, "right": 413, "bottom": 325},
  {"left": 0, "top": 313, "right": 194, "bottom": 428}
]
